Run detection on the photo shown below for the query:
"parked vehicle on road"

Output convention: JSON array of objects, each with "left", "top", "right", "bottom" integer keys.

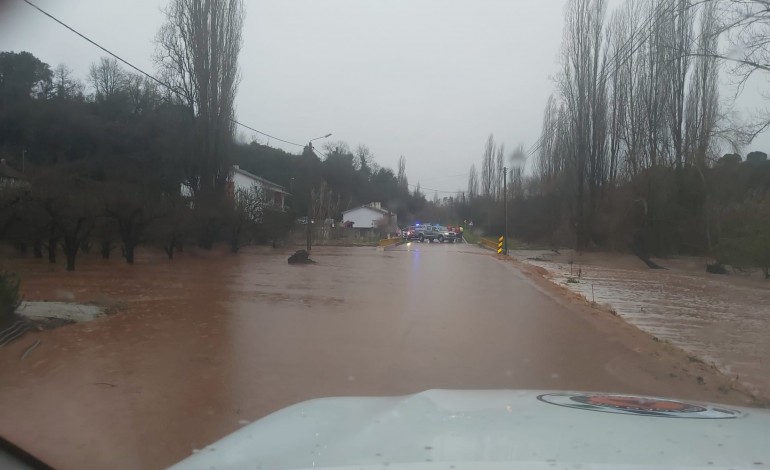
[
  {"left": 435, "top": 226, "right": 457, "bottom": 243},
  {"left": 402, "top": 226, "right": 419, "bottom": 240},
  {"left": 414, "top": 224, "right": 440, "bottom": 243},
  {"left": 409, "top": 224, "right": 457, "bottom": 243}
]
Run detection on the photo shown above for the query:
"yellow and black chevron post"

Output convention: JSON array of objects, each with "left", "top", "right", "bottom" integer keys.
[{"left": 497, "top": 236, "right": 504, "bottom": 254}]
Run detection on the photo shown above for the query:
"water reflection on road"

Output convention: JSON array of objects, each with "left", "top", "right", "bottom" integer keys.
[
  {"left": 516, "top": 251, "right": 770, "bottom": 399},
  {"left": 0, "top": 245, "right": 764, "bottom": 469}
]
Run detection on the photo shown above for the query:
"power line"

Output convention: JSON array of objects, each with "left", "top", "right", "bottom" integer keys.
[
  {"left": 20, "top": 0, "right": 305, "bottom": 148},
  {"left": 310, "top": 146, "right": 330, "bottom": 160},
  {"left": 418, "top": 172, "right": 467, "bottom": 182},
  {"left": 407, "top": 182, "right": 461, "bottom": 194},
  {"left": 599, "top": 0, "right": 681, "bottom": 86}
]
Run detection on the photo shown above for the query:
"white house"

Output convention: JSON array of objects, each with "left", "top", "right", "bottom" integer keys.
[
  {"left": 342, "top": 202, "right": 397, "bottom": 229},
  {"left": 228, "top": 165, "right": 290, "bottom": 211},
  {"left": 181, "top": 165, "right": 290, "bottom": 210}
]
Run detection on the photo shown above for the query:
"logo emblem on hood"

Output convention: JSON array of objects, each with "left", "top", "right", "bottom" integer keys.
[{"left": 538, "top": 393, "right": 742, "bottom": 419}]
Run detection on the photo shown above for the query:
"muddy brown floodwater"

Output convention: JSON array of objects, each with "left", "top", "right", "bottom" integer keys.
[
  {"left": 514, "top": 250, "right": 770, "bottom": 400},
  {"left": 0, "top": 244, "right": 762, "bottom": 469}
]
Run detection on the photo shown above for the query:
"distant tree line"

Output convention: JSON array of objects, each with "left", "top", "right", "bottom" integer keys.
[
  {"left": 0, "top": 50, "right": 427, "bottom": 270},
  {"left": 518, "top": 0, "right": 769, "bottom": 276},
  {"left": 426, "top": 0, "right": 770, "bottom": 278}
]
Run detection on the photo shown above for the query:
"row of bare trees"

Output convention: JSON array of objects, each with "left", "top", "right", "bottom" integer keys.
[
  {"left": 532, "top": 0, "right": 735, "bottom": 252},
  {"left": 467, "top": 134, "right": 510, "bottom": 201}
]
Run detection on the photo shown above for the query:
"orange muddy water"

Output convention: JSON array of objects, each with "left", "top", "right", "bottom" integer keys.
[
  {"left": 0, "top": 244, "right": 760, "bottom": 469},
  {"left": 515, "top": 250, "right": 770, "bottom": 400}
]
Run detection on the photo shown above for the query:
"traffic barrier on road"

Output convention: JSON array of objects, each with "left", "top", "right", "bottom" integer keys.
[
  {"left": 378, "top": 238, "right": 401, "bottom": 247},
  {"left": 377, "top": 238, "right": 403, "bottom": 251},
  {"left": 479, "top": 237, "right": 498, "bottom": 251},
  {"left": 497, "top": 236, "right": 504, "bottom": 254}
]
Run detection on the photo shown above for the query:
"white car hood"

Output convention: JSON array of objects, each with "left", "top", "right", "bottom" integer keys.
[{"left": 170, "top": 390, "right": 770, "bottom": 469}]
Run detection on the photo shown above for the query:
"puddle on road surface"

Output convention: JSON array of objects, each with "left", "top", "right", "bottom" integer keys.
[{"left": 515, "top": 250, "right": 770, "bottom": 398}]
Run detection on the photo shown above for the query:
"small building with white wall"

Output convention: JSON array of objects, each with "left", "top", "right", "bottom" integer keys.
[
  {"left": 181, "top": 165, "right": 290, "bottom": 211},
  {"left": 342, "top": 202, "right": 397, "bottom": 229},
  {"left": 229, "top": 165, "right": 290, "bottom": 211}
]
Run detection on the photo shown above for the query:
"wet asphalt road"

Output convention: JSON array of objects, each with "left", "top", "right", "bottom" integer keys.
[{"left": 0, "top": 243, "right": 738, "bottom": 469}]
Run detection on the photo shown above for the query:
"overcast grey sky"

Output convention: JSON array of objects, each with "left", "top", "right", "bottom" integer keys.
[{"left": 1, "top": 0, "right": 769, "bottom": 194}]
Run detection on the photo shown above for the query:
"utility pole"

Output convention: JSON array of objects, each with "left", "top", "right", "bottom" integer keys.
[
  {"left": 304, "top": 134, "right": 332, "bottom": 253},
  {"left": 306, "top": 143, "right": 313, "bottom": 253},
  {"left": 503, "top": 166, "right": 508, "bottom": 255}
]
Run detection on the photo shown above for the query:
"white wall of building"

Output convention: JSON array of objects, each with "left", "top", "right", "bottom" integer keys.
[
  {"left": 343, "top": 207, "right": 389, "bottom": 228},
  {"left": 233, "top": 171, "right": 260, "bottom": 193}
]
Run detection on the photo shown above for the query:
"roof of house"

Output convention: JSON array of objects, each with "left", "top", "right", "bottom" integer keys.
[
  {"left": 0, "top": 160, "right": 23, "bottom": 180},
  {"left": 343, "top": 204, "right": 393, "bottom": 216},
  {"left": 233, "top": 166, "right": 291, "bottom": 195}
]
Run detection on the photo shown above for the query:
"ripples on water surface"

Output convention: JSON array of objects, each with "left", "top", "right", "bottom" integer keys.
[{"left": 516, "top": 250, "right": 770, "bottom": 399}]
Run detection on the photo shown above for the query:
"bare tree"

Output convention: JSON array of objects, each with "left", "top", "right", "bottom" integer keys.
[
  {"left": 702, "top": 1, "right": 770, "bottom": 139},
  {"left": 606, "top": 10, "right": 629, "bottom": 185},
  {"left": 467, "top": 164, "right": 479, "bottom": 199},
  {"left": 480, "top": 134, "right": 496, "bottom": 199},
  {"left": 494, "top": 143, "right": 505, "bottom": 201},
  {"left": 685, "top": 0, "right": 720, "bottom": 168},
  {"left": 155, "top": 0, "right": 245, "bottom": 206},
  {"left": 355, "top": 144, "right": 374, "bottom": 174},
  {"left": 641, "top": 0, "right": 672, "bottom": 168},
  {"left": 228, "top": 184, "right": 264, "bottom": 252},
  {"left": 663, "top": 0, "right": 694, "bottom": 170},
  {"left": 51, "top": 64, "right": 84, "bottom": 100},
  {"left": 310, "top": 181, "right": 341, "bottom": 224},
  {"left": 124, "top": 72, "right": 161, "bottom": 115},
  {"left": 536, "top": 95, "right": 565, "bottom": 188},
  {"left": 559, "top": 0, "right": 609, "bottom": 248},
  {"left": 33, "top": 173, "right": 99, "bottom": 271},
  {"left": 397, "top": 155, "right": 408, "bottom": 191},
  {"left": 322, "top": 141, "right": 351, "bottom": 157},
  {"left": 88, "top": 57, "right": 126, "bottom": 102},
  {"left": 605, "top": 0, "right": 650, "bottom": 179}
]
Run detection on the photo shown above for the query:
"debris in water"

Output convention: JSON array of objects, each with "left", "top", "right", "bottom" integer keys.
[
  {"left": 288, "top": 250, "right": 316, "bottom": 265},
  {"left": 706, "top": 263, "right": 728, "bottom": 275}
]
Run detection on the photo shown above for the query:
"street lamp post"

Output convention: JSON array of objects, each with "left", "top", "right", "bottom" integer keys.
[
  {"left": 306, "top": 133, "right": 332, "bottom": 252},
  {"left": 503, "top": 166, "right": 508, "bottom": 256}
]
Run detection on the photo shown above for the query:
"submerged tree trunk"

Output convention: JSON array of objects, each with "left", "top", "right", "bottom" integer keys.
[
  {"left": 63, "top": 236, "right": 78, "bottom": 271},
  {"left": 48, "top": 237, "right": 57, "bottom": 264},
  {"left": 101, "top": 239, "right": 111, "bottom": 259},
  {"left": 124, "top": 244, "right": 135, "bottom": 264},
  {"left": 33, "top": 240, "right": 43, "bottom": 259}
]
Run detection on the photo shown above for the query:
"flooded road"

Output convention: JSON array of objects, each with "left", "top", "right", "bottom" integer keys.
[
  {"left": 0, "top": 245, "right": 757, "bottom": 469},
  {"left": 515, "top": 250, "right": 770, "bottom": 400}
]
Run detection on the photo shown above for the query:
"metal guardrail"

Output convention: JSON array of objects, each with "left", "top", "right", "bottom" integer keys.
[
  {"left": 378, "top": 238, "right": 402, "bottom": 248},
  {"left": 479, "top": 237, "right": 498, "bottom": 251}
]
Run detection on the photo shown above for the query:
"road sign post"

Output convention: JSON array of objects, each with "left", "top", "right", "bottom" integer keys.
[{"left": 497, "top": 236, "right": 504, "bottom": 254}]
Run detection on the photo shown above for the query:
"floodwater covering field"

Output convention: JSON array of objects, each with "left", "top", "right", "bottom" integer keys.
[{"left": 515, "top": 250, "right": 770, "bottom": 399}]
